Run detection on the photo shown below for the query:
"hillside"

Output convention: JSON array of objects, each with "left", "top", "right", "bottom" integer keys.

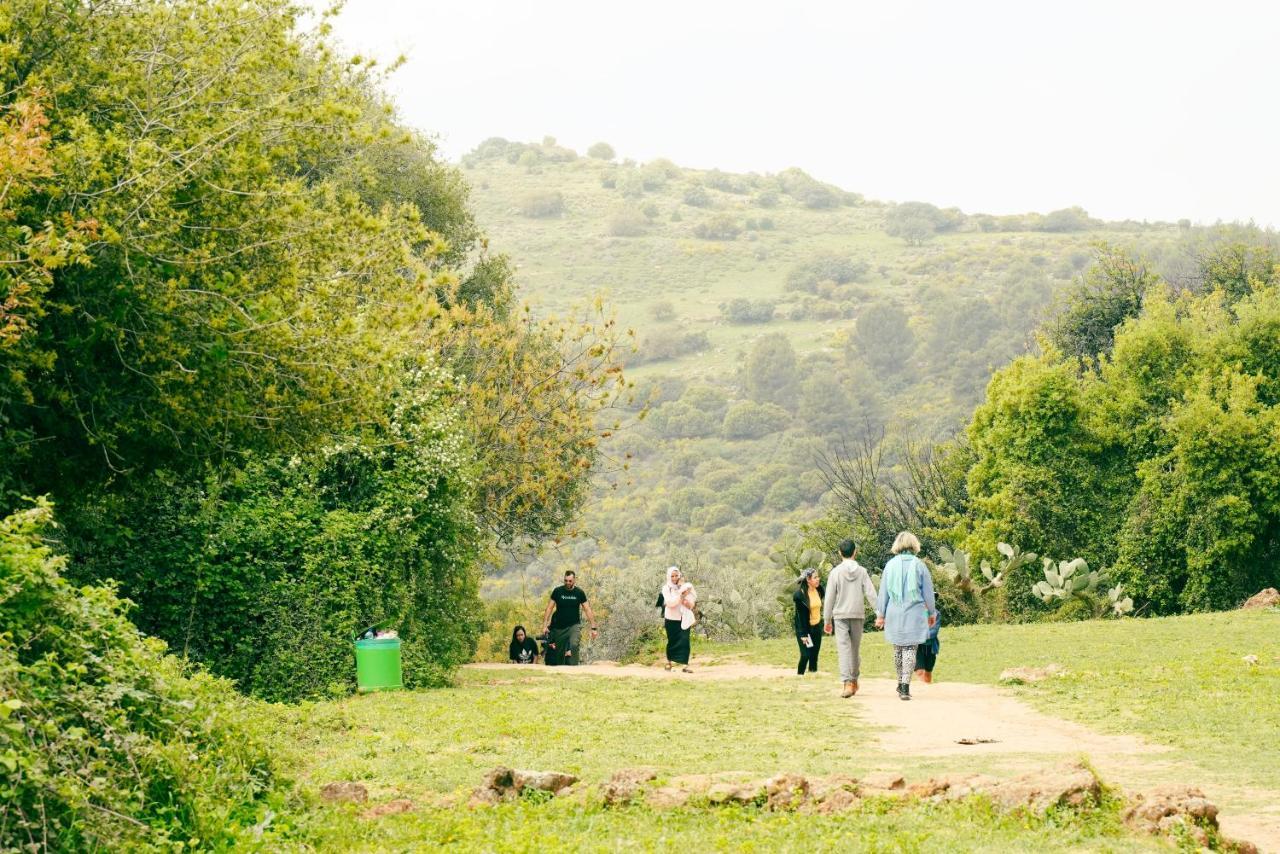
[{"left": 460, "top": 139, "right": 1192, "bottom": 608}]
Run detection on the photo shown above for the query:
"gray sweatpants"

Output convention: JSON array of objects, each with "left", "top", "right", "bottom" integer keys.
[{"left": 832, "top": 617, "right": 865, "bottom": 682}]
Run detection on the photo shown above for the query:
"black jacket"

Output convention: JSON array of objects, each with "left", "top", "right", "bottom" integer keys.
[{"left": 792, "top": 584, "right": 825, "bottom": 638}]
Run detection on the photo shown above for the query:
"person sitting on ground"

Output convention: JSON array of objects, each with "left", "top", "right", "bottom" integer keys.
[
  {"left": 874, "top": 531, "right": 937, "bottom": 701},
  {"left": 508, "top": 625, "right": 539, "bottom": 664},
  {"left": 823, "top": 538, "right": 878, "bottom": 698},
  {"left": 541, "top": 570, "right": 598, "bottom": 667},
  {"left": 655, "top": 565, "right": 697, "bottom": 672},
  {"left": 915, "top": 608, "right": 941, "bottom": 683},
  {"left": 793, "top": 567, "right": 825, "bottom": 676}
]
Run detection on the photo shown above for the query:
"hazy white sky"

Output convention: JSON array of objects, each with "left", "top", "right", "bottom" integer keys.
[{"left": 326, "top": 1, "right": 1279, "bottom": 226}]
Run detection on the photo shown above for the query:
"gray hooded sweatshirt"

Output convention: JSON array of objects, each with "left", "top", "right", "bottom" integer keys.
[{"left": 822, "top": 558, "right": 878, "bottom": 621}]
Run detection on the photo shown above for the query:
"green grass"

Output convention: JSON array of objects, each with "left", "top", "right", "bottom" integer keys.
[
  {"left": 710, "top": 610, "right": 1280, "bottom": 792},
  {"left": 255, "top": 611, "right": 1280, "bottom": 850}
]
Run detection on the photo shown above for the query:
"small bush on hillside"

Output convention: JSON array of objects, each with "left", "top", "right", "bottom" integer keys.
[
  {"left": 518, "top": 191, "right": 565, "bottom": 218},
  {"left": 704, "top": 169, "right": 749, "bottom": 194},
  {"left": 649, "top": 300, "right": 677, "bottom": 322},
  {"left": 722, "top": 400, "right": 792, "bottom": 439},
  {"left": 786, "top": 253, "right": 870, "bottom": 292},
  {"left": 608, "top": 210, "right": 648, "bottom": 237},
  {"left": 693, "top": 215, "right": 741, "bottom": 241},
  {"left": 683, "top": 185, "right": 711, "bottom": 207},
  {"left": 648, "top": 401, "right": 719, "bottom": 439},
  {"left": 755, "top": 190, "right": 780, "bottom": 208},
  {"left": 587, "top": 141, "right": 615, "bottom": 160},
  {"left": 616, "top": 170, "right": 645, "bottom": 198},
  {"left": 721, "top": 297, "right": 776, "bottom": 324},
  {"left": 634, "top": 329, "right": 709, "bottom": 363},
  {"left": 1039, "top": 207, "right": 1094, "bottom": 232},
  {"left": 0, "top": 501, "right": 279, "bottom": 851}
]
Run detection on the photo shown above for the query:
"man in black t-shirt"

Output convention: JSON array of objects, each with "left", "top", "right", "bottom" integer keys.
[{"left": 541, "top": 570, "right": 598, "bottom": 666}]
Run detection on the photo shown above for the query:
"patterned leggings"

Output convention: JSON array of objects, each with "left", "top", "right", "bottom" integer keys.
[{"left": 893, "top": 645, "right": 917, "bottom": 685}]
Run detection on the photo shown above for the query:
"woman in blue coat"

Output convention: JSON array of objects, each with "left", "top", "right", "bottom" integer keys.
[{"left": 874, "top": 531, "right": 937, "bottom": 701}]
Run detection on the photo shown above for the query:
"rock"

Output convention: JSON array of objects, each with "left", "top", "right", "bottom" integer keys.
[
  {"left": 908, "top": 778, "right": 951, "bottom": 798},
  {"left": 861, "top": 771, "right": 907, "bottom": 794},
  {"left": 764, "top": 774, "right": 809, "bottom": 810},
  {"left": 646, "top": 786, "right": 692, "bottom": 809},
  {"left": 1124, "top": 786, "right": 1219, "bottom": 835},
  {"left": 602, "top": 768, "right": 658, "bottom": 807},
  {"left": 514, "top": 770, "right": 578, "bottom": 794},
  {"left": 814, "top": 787, "right": 859, "bottom": 814},
  {"left": 1242, "top": 588, "right": 1279, "bottom": 609},
  {"left": 998, "top": 664, "right": 1068, "bottom": 684},
  {"left": 320, "top": 781, "right": 368, "bottom": 804},
  {"left": 362, "top": 799, "right": 414, "bottom": 819},
  {"left": 482, "top": 766, "right": 516, "bottom": 794},
  {"left": 984, "top": 761, "right": 1100, "bottom": 813},
  {"left": 706, "top": 781, "right": 764, "bottom": 805},
  {"left": 937, "top": 773, "right": 1000, "bottom": 800}
]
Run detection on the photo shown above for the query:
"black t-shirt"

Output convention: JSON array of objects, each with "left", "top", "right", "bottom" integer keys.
[
  {"left": 509, "top": 637, "right": 539, "bottom": 663},
  {"left": 549, "top": 585, "right": 588, "bottom": 629}
]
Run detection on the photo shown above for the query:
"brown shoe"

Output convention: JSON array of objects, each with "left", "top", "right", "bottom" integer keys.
[
  {"left": 840, "top": 682, "right": 854, "bottom": 698},
  {"left": 915, "top": 669, "right": 932, "bottom": 684},
  {"left": 849, "top": 680, "right": 859, "bottom": 696}
]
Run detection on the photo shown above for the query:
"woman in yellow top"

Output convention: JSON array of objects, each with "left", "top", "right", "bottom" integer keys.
[{"left": 792, "top": 568, "right": 825, "bottom": 675}]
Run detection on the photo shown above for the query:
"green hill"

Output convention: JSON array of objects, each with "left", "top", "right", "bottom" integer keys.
[{"left": 460, "top": 138, "right": 1188, "bottom": 608}]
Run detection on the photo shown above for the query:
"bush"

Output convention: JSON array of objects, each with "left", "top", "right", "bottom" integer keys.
[
  {"left": 518, "top": 191, "right": 565, "bottom": 218},
  {"left": 648, "top": 401, "right": 719, "bottom": 439},
  {"left": 0, "top": 501, "right": 279, "bottom": 850},
  {"left": 608, "top": 210, "right": 648, "bottom": 237},
  {"left": 721, "top": 297, "right": 775, "bottom": 324},
  {"left": 68, "top": 370, "right": 484, "bottom": 701},
  {"left": 587, "top": 141, "right": 615, "bottom": 160},
  {"left": 786, "top": 254, "right": 869, "bottom": 292},
  {"left": 693, "top": 215, "right": 741, "bottom": 241},
  {"left": 634, "top": 329, "right": 710, "bottom": 364},
  {"left": 722, "top": 400, "right": 792, "bottom": 439},
  {"left": 683, "top": 185, "right": 711, "bottom": 207},
  {"left": 649, "top": 300, "right": 677, "bottom": 322}
]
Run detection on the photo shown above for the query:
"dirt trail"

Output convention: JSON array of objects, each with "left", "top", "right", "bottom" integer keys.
[{"left": 466, "top": 662, "right": 1279, "bottom": 851}]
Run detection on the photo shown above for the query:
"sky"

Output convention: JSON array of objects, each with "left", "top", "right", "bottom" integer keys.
[{"left": 324, "top": 0, "right": 1279, "bottom": 226}]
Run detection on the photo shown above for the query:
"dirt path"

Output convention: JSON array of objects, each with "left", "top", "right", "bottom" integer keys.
[{"left": 466, "top": 662, "right": 1279, "bottom": 851}]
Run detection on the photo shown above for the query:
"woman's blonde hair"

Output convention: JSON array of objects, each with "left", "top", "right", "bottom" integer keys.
[{"left": 891, "top": 531, "right": 922, "bottom": 555}]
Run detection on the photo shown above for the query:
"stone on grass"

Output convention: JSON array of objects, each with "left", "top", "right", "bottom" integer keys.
[
  {"left": 860, "top": 771, "right": 906, "bottom": 794},
  {"left": 514, "top": 770, "right": 578, "bottom": 794},
  {"left": 646, "top": 786, "right": 693, "bottom": 809},
  {"left": 602, "top": 768, "right": 658, "bottom": 806},
  {"left": 1242, "top": 588, "right": 1278, "bottom": 610},
  {"left": 320, "top": 781, "right": 368, "bottom": 804},
  {"left": 471, "top": 766, "right": 577, "bottom": 806},
  {"left": 764, "top": 774, "right": 810, "bottom": 810},
  {"left": 706, "top": 780, "right": 764, "bottom": 805},
  {"left": 361, "top": 799, "right": 414, "bottom": 819},
  {"left": 1124, "top": 784, "right": 1222, "bottom": 849},
  {"left": 984, "top": 761, "right": 1100, "bottom": 813},
  {"left": 998, "top": 664, "right": 1068, "bottom": 684}
]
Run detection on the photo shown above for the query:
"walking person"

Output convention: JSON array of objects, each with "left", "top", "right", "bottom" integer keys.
[
  {"left": 793, "top": 568, "right": 825, "bottom": 675},
  {"left": 823, "top": 539, "right": 878, "bottom": 698},
  {"left": 874, "top": 532, "right": 937, "bottom": 701},
  {"left": 541, "top": 570, "right": 598, "bottom": 666},
  {"left": 655, "top": 566, "right": 697, "bottom": 672}
]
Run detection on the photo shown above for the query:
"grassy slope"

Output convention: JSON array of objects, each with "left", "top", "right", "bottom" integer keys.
[
  {"left": 461, "top": 146, "right": 1183, "bottom": 594},
  {"left": 262, "top": 610, "right": 1276, "bottom": 850}
]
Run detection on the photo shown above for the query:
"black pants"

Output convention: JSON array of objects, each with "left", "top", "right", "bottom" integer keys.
[
  {"left": 796, "top": 625, "right": 822, "bottom": 674},
  {"left": 916, "top": 639, "right": 938, "bottom": 673},
  {"left": 664, "top": 619, "right": 690, "bottom": 665}
]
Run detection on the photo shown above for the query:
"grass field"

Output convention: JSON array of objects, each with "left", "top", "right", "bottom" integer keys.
[{"left": 259, "top": 609, "right": 1278, "bottom": 851}]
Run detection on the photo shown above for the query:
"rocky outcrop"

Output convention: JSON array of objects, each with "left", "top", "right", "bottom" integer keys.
[{"left": 1242, "top": 588, "right": 1279, "bottom": 610}]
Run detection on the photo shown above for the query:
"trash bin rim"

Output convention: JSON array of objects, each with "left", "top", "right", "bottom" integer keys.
[{"left": 354, "top": 637, "right": 401, "bottom": 649}]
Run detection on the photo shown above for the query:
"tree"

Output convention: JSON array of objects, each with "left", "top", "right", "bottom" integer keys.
[
  {"left": 1047, "top": 244, "right": 1158, "bottom": 362},
  {"left": 519, "top": 191, "right": 566, "bottom": 217},
  {"left": 744, "top": 333, "right": 798, "bottom": 406},
  {"left": 1040, "top": 207, "right": 1093, "bottom": 232},
  {"left": 587, "top": 141, "right": 615, "bottom": 160},
  {"left": 884, "top": 201, "right": 951, "bottom": 245},
  {"left": 722, "top": 400, "right": 792, "bottom": 439},
  {"left": 852, "top": 302, "right": 915, "bottom": 374}
]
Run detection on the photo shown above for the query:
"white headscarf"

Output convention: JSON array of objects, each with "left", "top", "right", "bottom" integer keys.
[{"left": 661, "top": 566, "right": 697, "bottom": 629}]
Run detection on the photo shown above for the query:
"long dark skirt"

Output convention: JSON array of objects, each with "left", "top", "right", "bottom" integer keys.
[{"left": 664, "top": 619, "right": 690, "bottom": 665}]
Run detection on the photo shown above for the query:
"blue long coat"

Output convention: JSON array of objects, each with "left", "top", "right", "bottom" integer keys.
[{"left": 875, "top": 554, "right": 937, "bottom": 646}]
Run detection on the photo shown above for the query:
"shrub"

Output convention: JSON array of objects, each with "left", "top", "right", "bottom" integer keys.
[
  {"left": 587, "top": 141, "right": 615, "bottom": 160},
  {"left": 518, "top": 191, "right": 565, "bottom": 218},
  {"left": 755, "top": 190, "right": 780, "bottom": 208},
  {"left": 648, "top": 401, "right": 719, "bottom": 439},
  {"left": 1039, "top": 207, "right": 1094, "bottom": 232},
  {"left": 704, "top": 169, "right": 749, "bottom": 194},
  {"left": 608, "top": 210, "right": 648, "bottom": 237},
  {"left": 786, "top": 253, "right": 869, "bottom": 293},
  {"left": 0, "top": 501, "right": 279, "bottom": 851},
  {"left": 649, "top": 300, "right": 677, "bottom": 322},
  {"left": 721, "top": 297, "right": 776, "bottom": 324},
  {"left": 683, "top": 185, "right": 711, "bottom": 207},
  {"left": 634, "top": 329, "right": 709, "bottom": 364},
  {"left": 693, "top": 215, "right": 741, "bottom": 241},
  {"left": 722, "top": 400, "right": 792, "bottom": 439},
  {"left": 67, "top": 370, "right": 484, "bottom": 701}
]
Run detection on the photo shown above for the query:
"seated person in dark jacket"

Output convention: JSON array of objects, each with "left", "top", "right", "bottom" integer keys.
[{"left": 508, "top": 625, "right": 539, "bottom": 664}]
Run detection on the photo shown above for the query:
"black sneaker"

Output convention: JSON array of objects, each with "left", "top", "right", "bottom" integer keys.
[{"left": 899, "top": 684, "right": 911, "bottom": 701}]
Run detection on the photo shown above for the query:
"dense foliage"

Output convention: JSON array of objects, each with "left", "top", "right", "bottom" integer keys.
[{"left": 0, "top": 501, "right": 279, "bottom": 850}]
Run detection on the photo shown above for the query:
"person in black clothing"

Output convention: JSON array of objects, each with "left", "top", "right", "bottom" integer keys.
[
  {"left": 508, "top": 625, "right": 539, "bottom": 664},
  {"left": 793, "top": 567, "right": 825, "bottom": 675},
  {"left": 541, "top": 570, "right": 598, "bottom": 666}
]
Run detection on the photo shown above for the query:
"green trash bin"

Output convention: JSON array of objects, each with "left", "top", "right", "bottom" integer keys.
[{"left": 354, "top": 635, "right": 402, "bottom": 693}]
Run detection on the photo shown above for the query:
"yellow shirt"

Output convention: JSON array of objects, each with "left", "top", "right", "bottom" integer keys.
[{"left": 808, "top": 588, "right": 822, "bottom": 626}]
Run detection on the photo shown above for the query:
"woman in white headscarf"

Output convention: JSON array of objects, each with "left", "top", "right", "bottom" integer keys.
[{"left": 655, "top": 566, "right": 696, "bottom": 672}]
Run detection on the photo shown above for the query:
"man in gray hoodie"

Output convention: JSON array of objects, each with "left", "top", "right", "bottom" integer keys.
[{"left": 823, "top": 539, "right": 878, "bottom": 698}]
